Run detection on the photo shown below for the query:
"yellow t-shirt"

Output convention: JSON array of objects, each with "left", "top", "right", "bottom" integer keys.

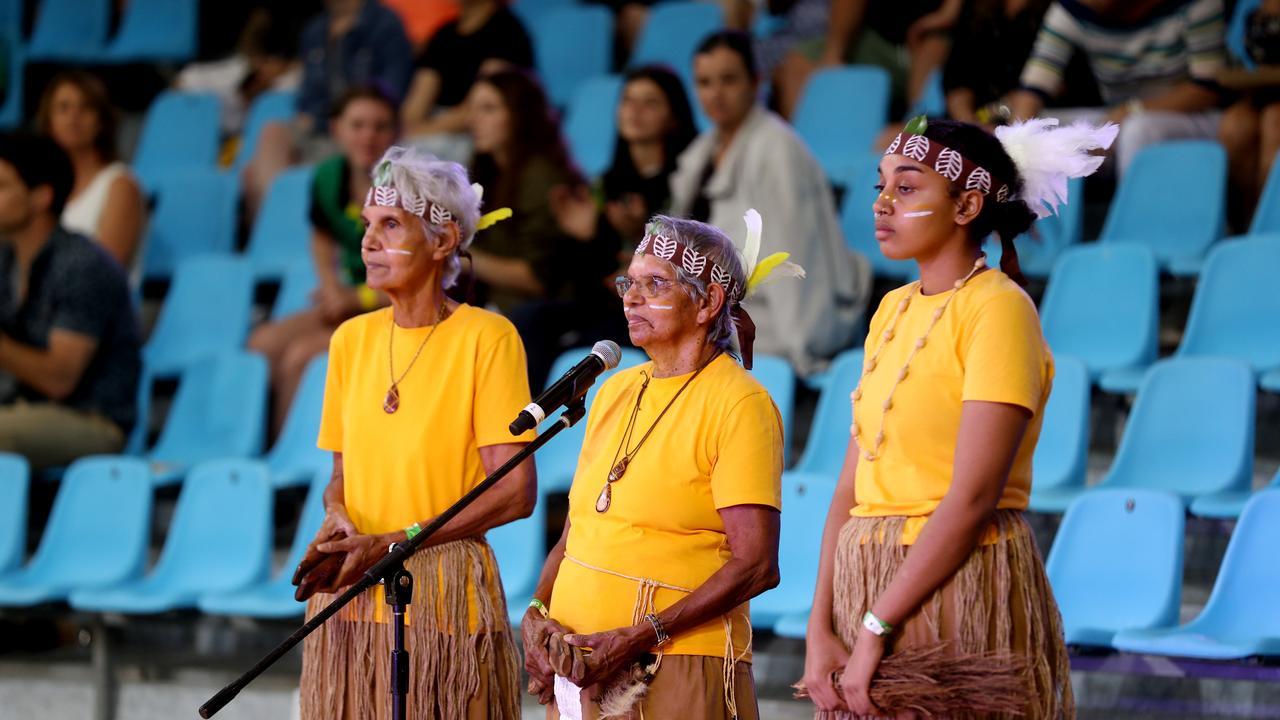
[
  {"left": 549, "top": 353, "right": 784, "bottom": 659},
  {"left": 851, "top": 269, "right": 1053, "bottom": 544},
  {"left": 317, "top": 304, "right": 535, "bottom": 535}
]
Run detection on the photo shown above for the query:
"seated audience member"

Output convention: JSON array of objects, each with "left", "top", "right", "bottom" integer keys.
[
  {"left": 37, "top": 71, "right": 146, "bottom": 279},
  {"left": 243, "top": 0, "right": 412, "bottom": 217},
  {"left": 942, "top": 0, "right": 1052, "bottom": 125},
  {"left": 1219, "top": 0, "right": 1280, "bottom": 230},
  {"left": 669, "top": 31, "right": 870, "bottom": 377},
  {"left": 771, "top": 0, "right": 962, "bottom": 120},
  {"left": 248, "top": 87, "right": 399, "bottom": 433},
  {"left": 1009, "top": 0, "right": 1228, "bottom": 175},
  {"left": 533, "top": 64, "right": 699, "bottom": 385},
  {"left": 400, "top": 0, "right": 533, "bottom": 163},
  {"left": 0, "top": 134, "right": 141, "bottom": 470}
]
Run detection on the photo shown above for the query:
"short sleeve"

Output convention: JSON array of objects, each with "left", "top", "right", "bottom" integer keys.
[
  {"left": 317, "top": 326, "right": 348, "bottom": 452},
  {"left": 472, "top": 322, "right": 535, "bottom": 447},
  {"left": 960, "top": 291, "right": 1048, "bottom": 413},
  {"left": 709, "top": 392, "right": 784, "bottom": 511},
  {"left": 50, "top": 250, "right": 114, "bottom": 340}
]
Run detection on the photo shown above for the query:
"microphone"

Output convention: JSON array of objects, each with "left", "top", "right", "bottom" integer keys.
[{"left": 510, "top": 340, "right": 621, "bottom": 435}]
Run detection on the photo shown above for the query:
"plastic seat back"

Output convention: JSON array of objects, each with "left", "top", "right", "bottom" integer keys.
[
  {"left": 750, "top": 354, "right": 796, "bottom": 463},
  {"left": 132, "top": 92, "right": 222, "bottom": 186},
  {"left": 1040, "top": 243, "right": 1158, "bottom": 376},
  {"left": 793, "top": 349, "right": 863, "bottom": 475},
  {"left": 794, "top": 66, "right": 890, "bottom": 182},
  {"left": 266, "top": 354, "right": 330, "bottom": 487},
  {"left": 245, "top": 166, "right": 315, "bottom": 281},
  {"left": 103, "top": 0, "right": 198, "bottom": 63},
  {"left": 27, "top": 0, "right": 108, "bottom": 61},
  {"left": 0, "top": 454, "right": 28, "bottom": 573},
  {"left": 564, "top": 75, "right": 622, "bottom": 179},
  {"left": 532, "top": 7, "right": 612, "bottom": 108},
  {"left": 1100, "top": 140, "right": 1226, "bottom": 273},
  {"left": 1187, "top": 489, "right": 1280, "bottom": 646},
  {"left": 1101, "top": 358, "right": 1255, "bottom": 500},
  {"left": 1177, "top": 235, "right": 1280, "bottom": 372},
  {"left": 751, "top": 472, "right": 837, "bottom": 625},
  {"left": 1031, "top": 355, "right": 1089, "bottom": 492},
  {"left": 139, "top": 170, "right": 238, "bottom": 281},
  {"left": 1047, "top": 488, "right": 1184, "bottom": 644},
  {"left": 143, "top": 255, "right": 253, "bottom": 376},
  {"left": 629, "top": 3, "right": 724, "bottom": 87}
]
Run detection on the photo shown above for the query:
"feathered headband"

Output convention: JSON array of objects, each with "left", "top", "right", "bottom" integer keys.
[
  {"left": 883, "top": 115, "right": 1118, "bottom": 218},
  {"left": 636, "top": 209, "right": 804, "bottom": 368},
  {"left": 364, "top": 158, "right": 512, "bottom": 231}
]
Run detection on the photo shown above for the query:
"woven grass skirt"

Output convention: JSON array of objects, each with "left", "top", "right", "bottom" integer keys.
[
  {"left": 299, "top": 537, "right": 521, "bottom": 720},
  {"left": 820, "top": 510, "right": 1074, "bottom": 719}
]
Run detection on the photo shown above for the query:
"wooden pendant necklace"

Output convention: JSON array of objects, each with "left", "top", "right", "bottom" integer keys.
[
  {"left": 384, "top": 302, "right": 448, "bottom": 414},
  {"left": 596, "top": 351, "right": 719, "bottom": 513}
]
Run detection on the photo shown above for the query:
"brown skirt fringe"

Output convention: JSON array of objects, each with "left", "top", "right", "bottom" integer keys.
[
  {"left": 819, "top": 511, "right": 1074, "bottom": 720},
  {"left": 299, "top": 537, "right": 522, "bottom": 720}
]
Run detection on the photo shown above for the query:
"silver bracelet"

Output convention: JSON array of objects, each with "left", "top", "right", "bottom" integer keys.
[{"left": 645, "top": 613, "right": 670, "bottom": 646}]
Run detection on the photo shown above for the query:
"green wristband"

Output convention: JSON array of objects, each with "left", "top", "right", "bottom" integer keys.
[
  {"left": 404, "top": 522, "right": 422, "bottom": 541},
  {"left": 529, "top": 598, "right": 549, "bottom": 618}
]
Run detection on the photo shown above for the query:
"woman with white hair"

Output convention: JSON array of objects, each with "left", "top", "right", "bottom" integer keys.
[
  {"left": 520, "top": 213, "right": 790, "bottom": 719},
  {"left": 290, "top": 146, "right": 536, "bottom": 719}
]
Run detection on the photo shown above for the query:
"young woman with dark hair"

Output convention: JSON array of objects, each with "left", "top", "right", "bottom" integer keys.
[{"left": 799, "top": 117, "right": 1115, "bottom": 718}]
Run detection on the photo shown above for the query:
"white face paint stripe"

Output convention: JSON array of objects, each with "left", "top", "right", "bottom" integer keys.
[
  {"left": 383, "top": 249, "right": 413, "bottom": 256},
  {"left": 902, "top": 210, "right": 934, "bottom": 218},
  {"left": 646, "top": 304, "right": 674, "bottom": 310}
]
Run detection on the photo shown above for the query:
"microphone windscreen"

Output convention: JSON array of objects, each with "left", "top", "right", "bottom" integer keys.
[{"left": 591, "top": 340, "right": 622, "bottom": 369}]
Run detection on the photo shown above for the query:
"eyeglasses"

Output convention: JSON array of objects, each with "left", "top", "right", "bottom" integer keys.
[{"left": 614, "top": 274, "right": 677, "bottom": 299}]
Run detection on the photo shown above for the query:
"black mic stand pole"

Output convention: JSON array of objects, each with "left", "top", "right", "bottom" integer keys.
[{"left": 199, "top": 399, "right": 588, "bottom": 719}]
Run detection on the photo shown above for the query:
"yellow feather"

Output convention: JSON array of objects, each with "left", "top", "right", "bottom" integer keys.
[
  {"left": 477, "top": 207, "right": 512, "bottom": 230},
  {"left": 748, "top": 251, "right": 791, "bottom": 291}
]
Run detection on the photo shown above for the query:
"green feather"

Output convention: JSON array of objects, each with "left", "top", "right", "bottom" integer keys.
[{"left": 903, "top": 115, "right": 929, "bottom": 136}]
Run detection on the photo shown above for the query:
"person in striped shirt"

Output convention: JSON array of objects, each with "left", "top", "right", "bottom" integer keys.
[{"left": 1008, "top": 0, "right": 1227, "bottom": 174}]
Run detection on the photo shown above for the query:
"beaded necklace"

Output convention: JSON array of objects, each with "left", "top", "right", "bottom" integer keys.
[{"left": 850, "top": 255, "right": 988, "bottom": 462}]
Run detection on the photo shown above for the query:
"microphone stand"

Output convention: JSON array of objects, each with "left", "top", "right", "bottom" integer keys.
[{"left": 199, "top": 399, "right": 588, "bottom": 719}]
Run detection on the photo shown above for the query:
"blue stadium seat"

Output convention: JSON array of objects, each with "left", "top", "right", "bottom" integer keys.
[
  {"left": 564, "top": 75, "right": 622, "bottom": 180},
  {"left": 198, "top": 467, "right": 328, "bottom": 619},
  {"left": 489, "top": 484, "right": 549, "bottom": 625},
  {"left": 143, "top": 255, "right": 254, "bottom": 377},
  {"left": 69, "top": 460, "right": 273, "bottom": 614},
  {"left": 0, "top": 454, "right": 28, "bottom": 574},
  {"left": 532, "top": 6, "right": 612, "bottom": 108},
  {"left": 1249, "top": 152, "right": 1280, "bottom": 234},
  {"left": 511, "top": 0, "right": 576, "bottom": 26},
  {"left": 1099, "top": 140, "right": 1226, "bottom": 276},
  {"left": 0, "top": 457, "right": 151, "bottom": 606},
  {"left": 245, "top": 166, "right": 314, "bottom": 282},
  {"left": 840, "top": 153, "right": 917, "bottom": 281},
  {"left": 1046, "top": 489, "right": 1184, "bottom": 647},
  {"left": 132, "top": 92, "right": 222, "bottom": 187},
  {"left": 907, "top": 68, "right": 946, "bottom": 118},
  {"left": 0, "top": 0, "right": 21, "bottom": 31},
  {"left": 1097, "top": 358, "right": 1255, "bottom": 503},
  {"left": 0, "top": 33, "right": 24, "bottom": 130},
  {"left": 792, "top": 348, "right": 862, "bottom": 476},
  {"left": 752, "top": 472, "right": 836, "bottom": 629},
  {"left": 629, "top": 3, "right": 724, "bottom": 87},
  {"left": 101, "top": 0, "right": 198, "bottom": 63},
  {"left": 140, "top": 171, "right": 239, "bottom": 281},
  {"left": 1113, "top": 488, "right": 1280, "bottom": 660},
  {"left": 266, "top": 355, "right": 330, "bottom": 488},
  {"left": 147, "top": 351, "right": 269, "bottom": 485},
  {"left": 1191, "top": 468, "right": 1280, "bottom": 520},
  {"left": 1038, "top": 244, "right": 1158, "bottom": 392},
  {"left": 534, "top": 346, "right": 648, "bottom": 494},
  {"left": 750, "top": 354, "right": 795, "bottom": 464},
  {"left": 1227, "top": 0, "right": 1261, "bottom": 68},
  {"left": 794, "top": 66, "right": 891, "bottom": 182},
  {"left": 26, "top": 0, "right": 109, "bottom": 61},
  {"left": 234, "top": 90, "right": 299, "bottom": 173},
  {"left": 123, "top": 366, "right": 154, "bottom": 456},
  {"left": 1027, "top": 356, "right": 1091, "bottom": 514},
  {"left": 1175, "top": 236, "right": 1280, "bottom": 379},
  {"left": 271, "top": 262, "right": 320, "bottom": 321}
]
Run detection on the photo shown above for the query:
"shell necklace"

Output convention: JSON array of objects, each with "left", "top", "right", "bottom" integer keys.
[{"left": 851, "top": 255, "right": 987, "bottom": 461}]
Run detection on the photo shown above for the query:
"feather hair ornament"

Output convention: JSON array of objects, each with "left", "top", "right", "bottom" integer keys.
[
  {"left": 740, "top": 208, "right": 805, "bottom": 296},
  {"left": 470, "top": 183, "right": 513, "bottom": 230},
  {"left": 994, "top": 118, "right": 1118, "bottom": 218}
]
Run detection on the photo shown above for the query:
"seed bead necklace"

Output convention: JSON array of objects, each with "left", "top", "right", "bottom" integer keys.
[{"left": 851, "top": 255, "right": 987, "bottom": 462}]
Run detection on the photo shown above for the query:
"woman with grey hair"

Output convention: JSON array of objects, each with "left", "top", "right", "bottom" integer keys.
[
  {"left": 290, "top": 145, "right": 537, "bottom": 719},
  {"left": 520, "top": 213, "right": 792, "bottom": 719}
]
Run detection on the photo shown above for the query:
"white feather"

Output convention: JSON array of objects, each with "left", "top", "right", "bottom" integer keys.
[
  {"left": 471, "top": 182, "right": 484, "bottom": 202},
  {"left": 742, "top": 208, "right": 763, "bottom": 274},
  {"left": 994, "top": 118, "right": 1118, "bottom": 218}
]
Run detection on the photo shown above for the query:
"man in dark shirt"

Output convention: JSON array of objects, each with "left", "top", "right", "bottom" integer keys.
[
  {"left": 399, "top": 0, "right": 533, "bottom": 150},
  {"left": 0, "top": 133, "right": 141, "bottom": 470}
]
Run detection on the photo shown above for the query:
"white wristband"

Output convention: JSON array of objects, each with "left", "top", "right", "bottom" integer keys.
[{"left": 862, "top": 610, "right": 894, "bottom": 636}]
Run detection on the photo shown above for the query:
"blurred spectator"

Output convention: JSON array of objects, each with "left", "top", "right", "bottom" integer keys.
[
  {"left": 0, "top": 133, "right": 141, "bottom": 471},
  {"left": 1010, "top": 0, "right": 1228, "bottom": 175},
  {"left": 942, "top": 0, "right": 1052, "bottom": 124},
  {"left": 669, "top": 31, "right": 870, "bottom": 376},
  {"left": 248, "top": 88, "right": 398, "bottom": 434},
  {"left": 400, "top": 0, "right": 533, "bottom": 164},
  {"left": 382, "top": 0, "right": 461, "bottom": 50},
  {"left": 36, "top": 71, "right": 146, "bottom": 280},
  {"left": 533, "top": 64, "right": 699, "bottom": 385},
  {"left": 771, "top": 0, "right": 961, "bottom": 120},
  {"left": 1219, "top": 0, "right": 1280, "bottom": 229},
  {"left": 242, "top": 0, "right": 412, "bottom": 218}
]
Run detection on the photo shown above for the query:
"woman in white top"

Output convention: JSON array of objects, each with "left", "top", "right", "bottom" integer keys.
[{"left": 38, "top": 71, "right": 146, "bottom": 272}]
